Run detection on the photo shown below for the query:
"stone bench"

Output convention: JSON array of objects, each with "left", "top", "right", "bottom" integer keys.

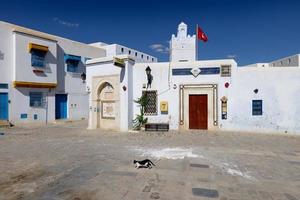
[{"left": 145, "top": 123, "right": 169, "bottom": 132}]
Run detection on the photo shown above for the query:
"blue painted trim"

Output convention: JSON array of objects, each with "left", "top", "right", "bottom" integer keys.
[
  {"left": 172, "top": 68, "right": 192, "bottom": 75},
  {"left": 0, "top": 83, "right": 8, "bottom": 89},
  {"left": 64, "top": 54, "right": 81, "bottom": 62},
  {"left": 172, "top": 67, "right": 220, "bottom": 76},
  {"left": 20, "top": 113, "right": 28, "bottom": 119}
]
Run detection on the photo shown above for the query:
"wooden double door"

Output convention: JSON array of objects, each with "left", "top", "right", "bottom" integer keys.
[{"left": 189, "top": 94, "right": 208, "bottom": 130}]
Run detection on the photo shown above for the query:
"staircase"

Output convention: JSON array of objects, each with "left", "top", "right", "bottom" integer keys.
[{"left": 0, "top": 120, "right": 10, "bottom": 128}]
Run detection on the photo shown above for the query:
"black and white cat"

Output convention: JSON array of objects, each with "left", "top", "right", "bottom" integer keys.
[{"left": 133, "top": 159, "right": 156, "bottom": 169}]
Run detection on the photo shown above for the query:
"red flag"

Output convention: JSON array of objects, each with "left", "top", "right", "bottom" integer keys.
[{"left": 197, "top": 26, "right": 208, "bottom": 42}]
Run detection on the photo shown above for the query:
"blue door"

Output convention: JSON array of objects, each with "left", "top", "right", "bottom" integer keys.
[
  {"left": 0, "top": 93, "right": 8, "bottom": 120},
  {"left": 55, "top": 94, "right": 67, "bottom": 119}
]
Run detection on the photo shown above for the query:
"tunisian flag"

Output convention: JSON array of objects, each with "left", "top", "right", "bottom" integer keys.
[{"left": 197, "top": 26, "right": 208, "bottom": 42}]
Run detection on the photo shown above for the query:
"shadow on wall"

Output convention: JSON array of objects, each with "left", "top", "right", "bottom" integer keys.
[
  {"left": 120, "top": 67, "right": 125, "bottom": 82},
  {"left": 56, "top": 45, "right": 66, "bottom": 91}
]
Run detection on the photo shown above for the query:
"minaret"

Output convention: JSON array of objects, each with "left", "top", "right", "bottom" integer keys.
[{"left": 170, "top": 22, "right": 196, "bottom": 62}]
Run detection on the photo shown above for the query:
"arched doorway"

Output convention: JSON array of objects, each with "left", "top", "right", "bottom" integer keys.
[{"left": 97, "top": 82, "right": 115, "bottom": 129}]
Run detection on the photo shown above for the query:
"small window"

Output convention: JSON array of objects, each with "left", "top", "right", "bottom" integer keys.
[
  {"left": 135, "top": 52, "right": 138, "bottom": 57},
  {"left": 121, "top": 48, "right": 124, "bottom": 53},
  {"left": 288, "top": 58, "right": 291, "bottom": 64},
  {"left": 0, "top": 83, "right": 8, "bottom": 89},
  {"left": 31, "top": 50, "right": 46, "bottom": 67},
  {"left": 252, "top": 100, "right": 262, "bottom": 116},
  {"left": 221, "top": 101, "right": 227, "bottom": 120},
  {"left": 30, "top": 92, "right": 43, "bottom": 107},
  {"left": 128, "top": 50, "right": 131, "bottom": 55},
  {"left": 141, "top": 54, "right": 144, "bottom": 59},
  {"left": 221, "top": 65, "right": 231, "bottom": 77},
  {"left": 147, "top": 56, "right": 149, "bottom": 60},
  {"left": 142, "top": 90, "right": 157, "bottom": 115},
  {"left": 67, "top": 60, "right": 79, "bottom": 72},
  {"left": 152, "top": 58, "right": 154, "bottom": 62}
]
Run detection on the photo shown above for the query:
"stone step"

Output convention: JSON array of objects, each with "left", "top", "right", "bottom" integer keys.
[{"left": 0, "top": 120, "right": 10, "bottom": 127}]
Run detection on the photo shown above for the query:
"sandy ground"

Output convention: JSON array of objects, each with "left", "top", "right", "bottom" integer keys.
[{"left": 0, "top": 120, "right": 300, "bottom": 200}]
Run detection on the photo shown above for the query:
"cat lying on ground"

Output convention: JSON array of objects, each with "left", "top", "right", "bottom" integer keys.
[{"left": 134, "top": 159, "right": 156, "bottom": 169}]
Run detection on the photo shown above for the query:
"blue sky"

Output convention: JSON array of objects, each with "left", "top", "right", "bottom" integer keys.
[{"left": 0, "top": 0, "right": 299, "bottom": 65}]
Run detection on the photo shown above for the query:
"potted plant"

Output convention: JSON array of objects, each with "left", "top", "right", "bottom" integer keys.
[{"left": 133, "top": 93, "right": 149, "bottom": 130}]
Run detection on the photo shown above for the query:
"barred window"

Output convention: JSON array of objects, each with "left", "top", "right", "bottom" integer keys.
[
  {"left": 30, "top": 92, "right": 43, "bottom": 107},
  {"left": 252, "top": 100, "right": 262, "bottom": 116},
  {"left": 142, "top": 90, "right": 157, "bottom": 115},
  {"left": 221, "top": 65, "right": 231, "bottom": 77}
]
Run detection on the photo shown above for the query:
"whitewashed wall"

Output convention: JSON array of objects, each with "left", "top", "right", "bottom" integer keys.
[
  {"left": 13, "top": 32, "right": 57, "bottom": 84},
  {"left": 0, "top": 23, "right": 14, "bottom": 121},
  {"left": 133, "top": 60, "right": 236, "bottom": 130},
  {"left": 0, "top": 21, "right": 106, "bottom": 124},
  {"left": 86, "top": 56, "right": 134, "bottom": 131},
  {"left": 222, "top": 66, "right": 300, "bottom": 134},
  {"left": 57, "top": 38, "right": 105, "bottom": 120}
]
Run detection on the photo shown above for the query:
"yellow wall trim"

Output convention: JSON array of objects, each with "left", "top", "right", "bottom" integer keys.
[
  {"left": 13, "top": 81, "right": 57, "bottom": 88},
  {"left": 28, "top": 43, "right": 49, "bottom": 53}
]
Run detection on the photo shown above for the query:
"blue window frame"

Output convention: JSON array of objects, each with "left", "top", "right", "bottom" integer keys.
[
  {"left": 252, "top": 100, "right": 262, "bottom": 115},
  {"left": 29, "top": 92, "right": 43, "bottom": 107},
  {"left": 31, "top": 50, "right": 46, "bottom": 67}
]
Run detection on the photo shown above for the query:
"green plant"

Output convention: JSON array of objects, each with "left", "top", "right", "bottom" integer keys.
[{"left": 133, "top": 93, "right": 149, "bottom": 130}]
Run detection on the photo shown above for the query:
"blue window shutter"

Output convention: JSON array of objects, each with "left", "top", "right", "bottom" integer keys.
[
  {"left": 66, "top": 60, "right": 79, "bottom": 72},
  {"left": 31, "top": 50, "right": 46, "bottom": 67}
]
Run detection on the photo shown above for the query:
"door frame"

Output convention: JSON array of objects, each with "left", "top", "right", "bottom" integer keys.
[
  {"left": 179, "top": 84, "right": 218, "bottom": 130},
  {"left": 55, "top": 94, "right": 68, "bottom": 119}
]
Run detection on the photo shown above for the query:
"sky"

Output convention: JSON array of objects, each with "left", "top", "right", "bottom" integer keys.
[{"left": 0, "top": 0, "right": 299, "bottom": 65}]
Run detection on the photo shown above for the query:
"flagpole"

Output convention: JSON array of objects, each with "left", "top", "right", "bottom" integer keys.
[{"left": 196, "top": 24, "right": 198, "bottom": 60}]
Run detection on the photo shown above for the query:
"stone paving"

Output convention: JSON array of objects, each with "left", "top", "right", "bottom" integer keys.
[{"left": 0, "top": 121, "right": 300, "bottom": 199}]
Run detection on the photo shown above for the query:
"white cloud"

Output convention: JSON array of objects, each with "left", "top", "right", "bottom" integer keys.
[
  {"left": 149, "top": 43, "right": 169, "bottom": 54},
  {"left": 53, "top": 17, "right": 79, "bottom": 28},
  {"left": 227, "top": 54, "right": 237, "bottom": 59}
]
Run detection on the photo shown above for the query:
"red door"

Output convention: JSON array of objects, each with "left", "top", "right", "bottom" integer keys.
[{"left": 189, "top": 95, "right": 208, "bottom": 129}]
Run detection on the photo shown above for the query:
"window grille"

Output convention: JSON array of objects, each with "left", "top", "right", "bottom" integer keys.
[
  {"left": 252, "top": 100, "right": 262, "bottom": 115},
  {"left": 142, "top": 90, "right": 157, "bottom": 115},
  {"left": 29, "top": 92, "right": 43, "bottom": 107},
  {"left": 221, "top": 65, "right": 231, "bottom": 77}
]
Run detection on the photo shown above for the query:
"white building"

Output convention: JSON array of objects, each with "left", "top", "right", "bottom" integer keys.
[
  {"left": 86, "top": 22, "right": 300, "bottom": 134},
  {"left": 90, "top": 42, "right": 157, "bottom": 63},
  {"left": 0, "top": 21, "right": 157, "bottom": 125}
]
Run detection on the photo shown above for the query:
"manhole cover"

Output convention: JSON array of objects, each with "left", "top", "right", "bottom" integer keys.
[
  {"left": 190, "top": 163, "right": 209, "bottom": 168},
  {"left": 192, "top": 188, "right": 219, "bottom": 198}
]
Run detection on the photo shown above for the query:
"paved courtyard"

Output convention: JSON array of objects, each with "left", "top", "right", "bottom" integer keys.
[{"left": 0, "top": 121, "right": 300, "bottom": 200}]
